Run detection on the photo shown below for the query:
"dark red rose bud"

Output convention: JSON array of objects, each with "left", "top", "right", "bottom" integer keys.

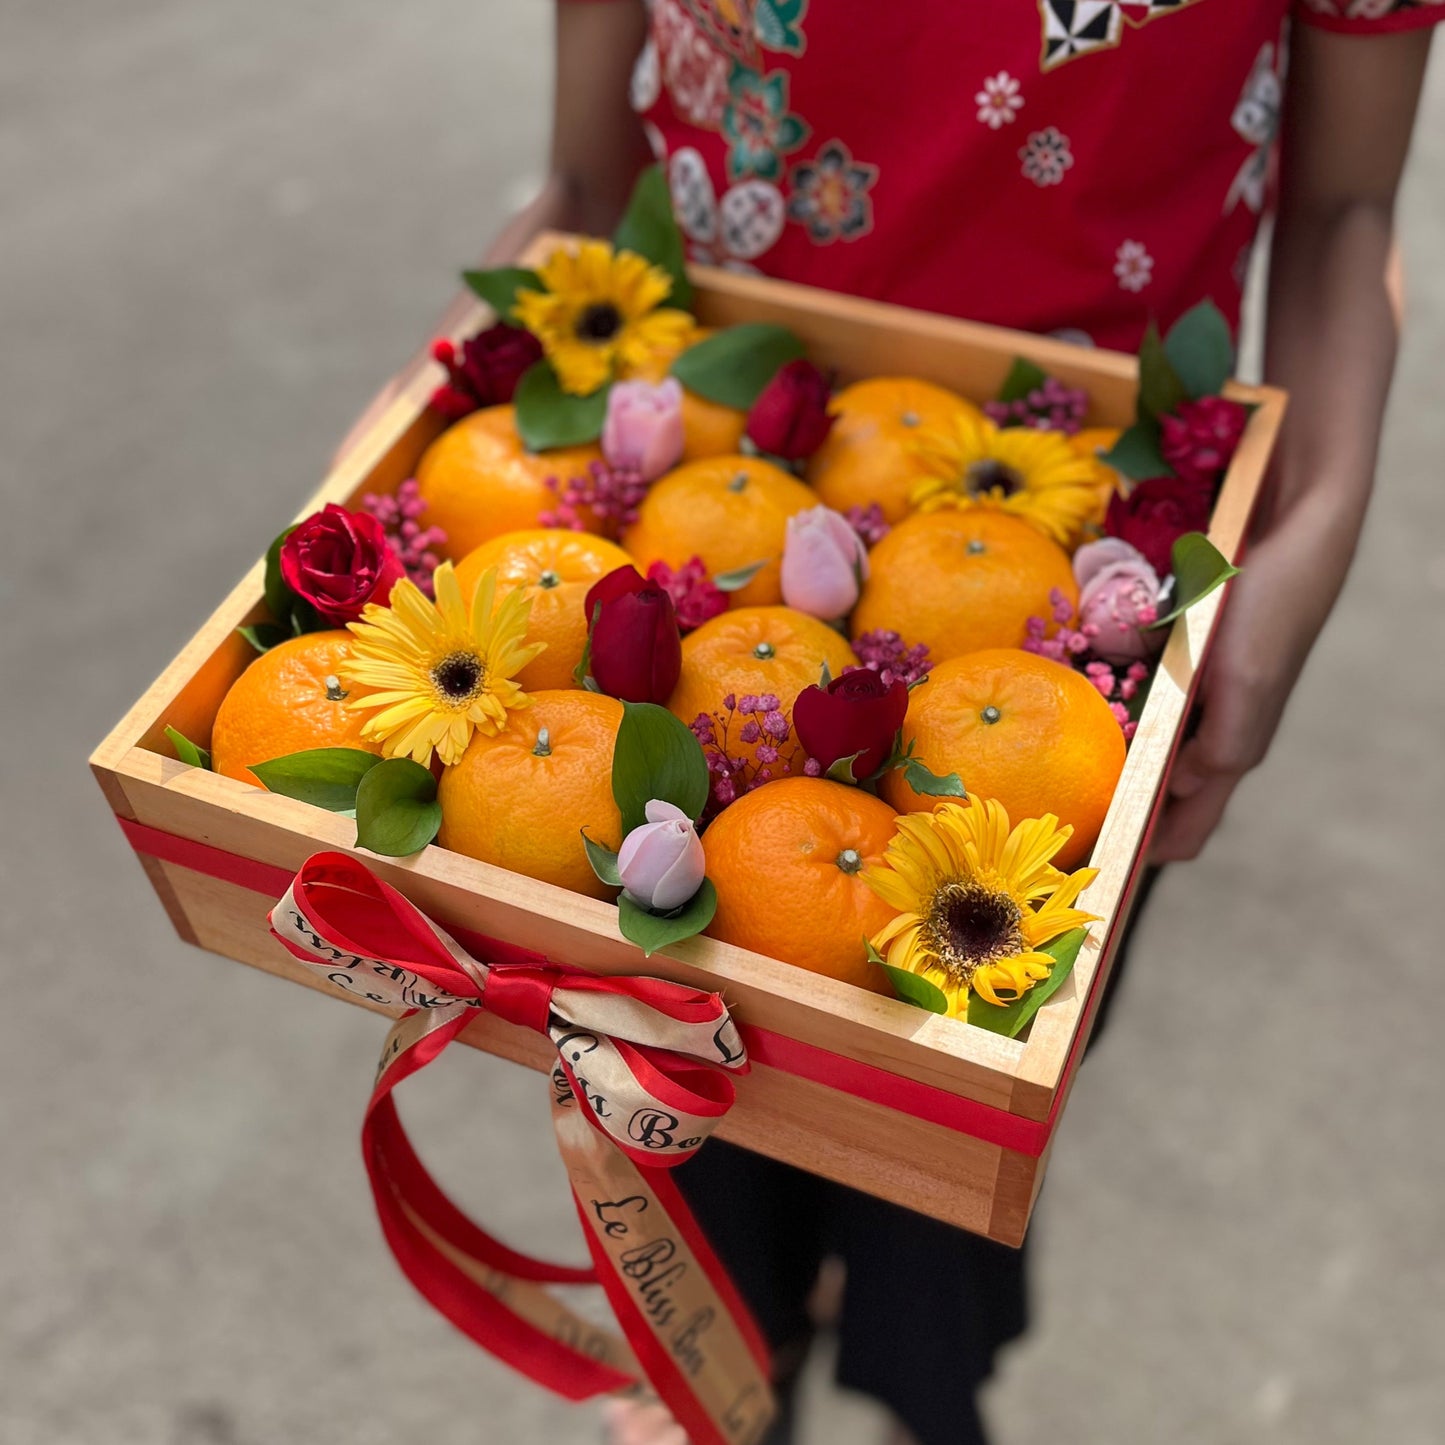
[
  {"left": 792, "top": 668, "right": 910, "bottom": 781},
  {"left": 1104, "top": 476, "right": 1214, "bottom": 577},
  {"left": 429, "top": 322, "right": 543, "bottom": 418},
  {"left": 745, "top": 359, "right": 835, "bottom": 461},
  {"left": 279, "top": 503, "right": 404, "bottom": 625},
  {"left": 584, "top": 565, "right": 683, "bottom": 704}
]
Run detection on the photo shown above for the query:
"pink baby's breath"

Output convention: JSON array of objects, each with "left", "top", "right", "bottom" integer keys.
[
  {"left": 851, "top": 629, "right": 932, "bottom": 688},
  {"left": 360, "top": 479, "right": 447, "bottom": 597},
  {"left": 538, "top": 460, "right": 651, "bottom": 534}
]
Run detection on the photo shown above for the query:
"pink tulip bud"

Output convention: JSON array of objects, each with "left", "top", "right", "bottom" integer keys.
[
  {"left": 1074, "top": 538, "right": 1166, "bottom": 667},
  {"left": 601, "top": 379, "right": 685, "bottom": 484},
  {"left": 615, "top": 800, "right": 706, "bottom": 912},
  {"left": 779, "top": 504, "right": 869, "bottom": 621}
]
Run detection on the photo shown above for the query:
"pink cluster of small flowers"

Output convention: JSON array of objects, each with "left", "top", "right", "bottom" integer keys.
[
  {"left": 984, "top": 376, "right": 1089, "bottom": 435},
  {"left": 1021, "top": 588, "right": 1098, "bottom": 662},
  {"left": 646, "top": 556, "right": 729, "bottom": 632},
  {"left": 538, "top": 460, "right": 650, "bottom": 534},
  {"left": 359, "top": 479, "right": 447, "bottom": 597},
  {"left": 844, "top": 502, "right": 891, "bottom": 548},
  {"left": 690, "top": 693, "right": 815, "bottom": 810},
  {"left": 850, "top": 629, "right": 933, "bottom": 688},
  {"left": 1083, "top": 660, "right": 1150, "bottom": 741}
]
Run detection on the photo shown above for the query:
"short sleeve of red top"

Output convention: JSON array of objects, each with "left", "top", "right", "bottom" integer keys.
[{"left": 611, "top": 0, "right": 1442, "bottom": 351}]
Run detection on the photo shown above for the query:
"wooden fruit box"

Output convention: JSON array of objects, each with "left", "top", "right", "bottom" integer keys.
[{"left": 91, "top": 237, "right": 1284, "bottom": 1246}]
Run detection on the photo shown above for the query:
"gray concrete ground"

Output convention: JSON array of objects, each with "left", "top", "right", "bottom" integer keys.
[{"left": 3, "top": 5, "right": 1444, "bottom": 1443}]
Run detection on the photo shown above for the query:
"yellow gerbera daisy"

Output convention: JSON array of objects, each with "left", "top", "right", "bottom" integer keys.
[
  {"left": 908, "top": 412, "right": 1101, "bottom": 547},
  {"left": 339, "top": 563, "right": 545, "bottom": 768},
  {"left": 513, "top": 240, "right": 694, "bottom": 396},
  {"left": 864, "top": 799, "right": 1100, "bottom": 1017}
]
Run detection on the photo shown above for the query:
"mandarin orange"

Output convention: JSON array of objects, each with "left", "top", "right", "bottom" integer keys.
[
  {"left": 210, "top": 631, "right": 382, "bottom": 787},
  {"left": 437, "top": 690, "right": 623, "bottom": 899},
  {"left": 622, "top": 455, "right": 817, "bottom": 607},
  {"left": 880, "top": 649, "right": 1125, "bottom": 869},
  {"left": 454, "top": 528, "right": 633, "bottom": 691},
  {"left": 668, "top": 606, "right": 857, "bottom": 771},
  {"left": 851, "top": 509, "right": 1077, "bottom": 663},
  {"left": 702, "top": 778, "right": 900, "bottom": 991},
  {"left": 808, "top": 377, "right": 982, "bottom": 523},
  {"left": 416, "top": 405, "right": 604, "bottom": 560}
]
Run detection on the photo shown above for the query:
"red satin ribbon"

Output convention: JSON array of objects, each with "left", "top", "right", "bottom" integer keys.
[
  {"left": 117, "top": 816, "right": 1069, "bottom": 1158},
  {"left": 269, "top": 852, "right": 773, "bottom": 1442}
]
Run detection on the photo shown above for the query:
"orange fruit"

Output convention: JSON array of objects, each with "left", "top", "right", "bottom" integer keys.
[
  {"left": 668, "top": 606, "right": 858, "bottom": 770},
  {"left": 211, "top": 631, "right": 381, "bottom": 787},
  {"left": 415, "top": 405, "right": 604, "bottom": 560},
  {"left": 1070, "top": 427, "right": 1124, "bottom": 532},
  {"left": 880, "top": 649, "right": 1126, "bottom": 869},
  {"left": 622, "top": 455, "right": 817, "bottom": 607},
  {"left": 701, "top": 778, "right": 900, "bottom": 992},
  {"left": 852, "top": 509, "right": 1077, "bottom": 663},
  {"left": 624, "top": 327, "right": 748, "bottom": 462},
  {"left": 808, "top": 377, "right": 982, "bottom": 523},
  {"left": 437, "top": 690, "right": 623, "bottom": 899},
  {"left": 454, "top": 528, "right": 633, "bottom": 691}
]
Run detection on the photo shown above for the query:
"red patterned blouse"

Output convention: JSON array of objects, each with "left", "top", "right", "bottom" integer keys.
[{"left": 598, "top": 0, "right": 1444, "bottom": 349}]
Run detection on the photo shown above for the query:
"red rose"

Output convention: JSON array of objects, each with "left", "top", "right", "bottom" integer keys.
[
  {"left": 745, "top": 359, "right": 835, "bottom": 461},
  {"left": 792, "top": 668, "right": 909, "bottom": 781},
  {"left": 1159, "top": 396, "right": 1249, "bottom": 488},
  {"left": 279, "top": 504, "right": 404, "bottom": 624},
  {"left": 430, "top": 323, "right": 543, "bottom": 419},
  {"left": 584, "top": 565, "right": 683, "bottom": 704},
  {"left": 1105, "top": 477, "right": 1214, "bottom": 577}
]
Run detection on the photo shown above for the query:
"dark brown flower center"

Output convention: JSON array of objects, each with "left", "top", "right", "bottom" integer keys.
[
  {"left": 576, "top": 303, "right": 623, "bottom": 342},
  {"left": 432, "top": 651, "right": 483, "bottom": 701},
  {"left": 924, "top": 880, "right": 1024, "bottom": 984},
  {"left": 964, "top": 459, "right": 1023, "bottom": 499}
]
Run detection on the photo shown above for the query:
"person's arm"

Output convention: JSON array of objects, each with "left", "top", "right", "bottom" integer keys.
[
  {"left": 1152, "top": 26, "right": 1433, "bottom": 861},
  {"left": 334, "top": 0, "right": 647, "bottom": 459}
]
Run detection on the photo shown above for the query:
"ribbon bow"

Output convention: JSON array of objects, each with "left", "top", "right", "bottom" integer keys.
[{"left": 270, "top": 852, "right": 774, "bottom": 1445}]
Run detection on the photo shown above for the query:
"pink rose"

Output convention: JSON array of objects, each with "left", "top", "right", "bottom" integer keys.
[
  {"left": 602, "top": 379, "right": 685, "bottom": 483},
  {"left": 1074, "top": 538, "right": 1165, "bottom": 666},
  {"left": 616, "top": 799, "right": 706, "bottom": 911},
  {"left": 1159, "top": 396, "right": 1249, "bottom": 488},
  {"left": 780, "top": 505, "right": 869, "bottom": 621}
]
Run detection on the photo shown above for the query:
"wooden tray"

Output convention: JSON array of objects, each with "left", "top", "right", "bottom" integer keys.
[{"left": 91, "top": 237, "right": 1284, "bottom": 1245}]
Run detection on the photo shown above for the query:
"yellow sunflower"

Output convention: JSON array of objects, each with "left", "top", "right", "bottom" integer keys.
[
  {"left": 908, "top": 412, "right": 1101, "bottom": 547},
  {"left": 512, "top": 240, "right": 694, "bottom": 396},
  {"left": 864, "top": 799, "right": 1099, "bottom": 1016},
  {"left": 339, "top": 563, "right": 545, "bottom": 768}
]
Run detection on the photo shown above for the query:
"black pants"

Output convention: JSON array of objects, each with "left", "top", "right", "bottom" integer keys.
[{"left": 674, "top": 869, "right": 1163, "bottom": 1445}]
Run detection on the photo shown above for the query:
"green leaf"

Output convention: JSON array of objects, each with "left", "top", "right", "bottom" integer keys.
[
  {"left": 612, "top": 702, "right": 711, "bottom": 835},
  {"left": 712, "top": 559, "right": 770, "bottom": 592},
  {"left": 617, "top": 881, "right": 717, "bottom": 958},
  {"left": 901, "top": 758, "right": 966, "bottom": 798},
  {"left": 513, "top": 361, "right": 609, "bottom": 450},
  {"left": 461, "top": 266, "right": 542, "bottom": 320},
  {"left": 1136, "top": 320, "right": 1188, "bottom": 427},
  {"left": 825, "top": 750, "right": 865, "bottom": 785},
  {"left": 967, "top": 928, "right": 1089, "bottom": 1038},
  {"left": 263, "top": 525, "right": 299, "bottom": 627},
  {"left": 868, "top": 944, "right": 949, "bottom": 1014},
  {"left": 1101, "top": 422, "right": 1171, "bottom": 482},
  {"left": 670, "top": 323, "right": 806, "bottom": 410},
  {"left": 1149, "top": 532, "right": 1240, "bottom": 629},
  {"left": 612, "top": 164, "right": 692, "bottom": 311},
  {"left": 164, "top": 725, "right": 211, "bottom": 771},
  {"left": 582, "top": 831, "right": 622, "bottom": 889},
  {"left": 574, "top": 600, "right": 601, "bottom": 688},
  {"left": 237, "top": 621, "right": 291, "bottom": 654},
  {"left": 998, "top": 357, "right": 1049, "bottom": 404},
  {"left": 252, "top": 747, "right": 381, "bottom": 812},
  {"left": 354, "top": 758, "right": 442, "bottom": 857},
  {"left": 1164, "top": 300, "right": 1234, "bottom": 400}
]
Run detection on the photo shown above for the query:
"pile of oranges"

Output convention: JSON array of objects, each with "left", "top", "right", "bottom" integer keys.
[{"left": 210, "top": 373, "right": 1129, "bottom": 995}]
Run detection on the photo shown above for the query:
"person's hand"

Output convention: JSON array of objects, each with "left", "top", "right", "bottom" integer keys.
[{"left": 1151, "top": 516, "right": 1340, "bottom": 862}]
